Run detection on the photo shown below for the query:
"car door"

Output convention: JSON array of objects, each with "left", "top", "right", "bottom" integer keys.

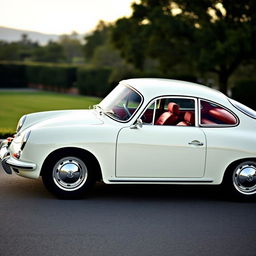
[{"left": 116, "top": 97, "right": 206, "bottom": 178}]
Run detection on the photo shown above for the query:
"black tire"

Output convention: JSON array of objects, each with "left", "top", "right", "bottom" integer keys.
[
  {"left": 225, "top": 160, "right": 256, "bottom": 201},
  {"left": 42, "top": 152, "right": 95, "bottom": 199}
]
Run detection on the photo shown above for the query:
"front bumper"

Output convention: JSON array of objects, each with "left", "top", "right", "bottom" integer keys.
[{"left": 0, "top": 140, "right": 36, "bottom": 175}]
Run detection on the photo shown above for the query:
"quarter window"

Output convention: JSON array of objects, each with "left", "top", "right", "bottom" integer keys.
[{"left": 200, "top": 100, "right": 237, "bottom": 126}]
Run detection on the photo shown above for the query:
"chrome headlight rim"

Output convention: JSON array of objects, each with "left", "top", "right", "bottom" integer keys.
[
  {"left": 16, "top": 115, "right": 27, "bottom": 133},
  {"left": 20, "top": 130, "right": 31, "bottom": 151}
]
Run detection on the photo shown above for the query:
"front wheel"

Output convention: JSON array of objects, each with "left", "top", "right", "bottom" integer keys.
[
  {"left": 42, "top": 154, "right": 95, "bottom": 199},
  {"left": 226, "top": 161, "right": 256, "bottom": 200}
]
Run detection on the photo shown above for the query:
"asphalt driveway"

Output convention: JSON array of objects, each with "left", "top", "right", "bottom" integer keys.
[{"left": 0, "top": 167, "right": 256, "bottom": 256}]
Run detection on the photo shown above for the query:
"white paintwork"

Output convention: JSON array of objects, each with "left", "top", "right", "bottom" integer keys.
[
  {"left": 116, "top": 126, "right": 206, "bottom": 178},
  {"left": 3, "top": 78, "right": 256, "bottom": 186}
]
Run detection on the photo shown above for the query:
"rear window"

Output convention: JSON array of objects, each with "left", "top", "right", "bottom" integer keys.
[{"left": 229, "top": 99, "right": 256, "bottom": 119}]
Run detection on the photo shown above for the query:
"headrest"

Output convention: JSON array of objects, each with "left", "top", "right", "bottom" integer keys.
[
  {"left": 184, "top": 111, "right": 195, "bottom": 124},
  {"left": 168, "top": 102, "right": 180, "bottom": 115}
]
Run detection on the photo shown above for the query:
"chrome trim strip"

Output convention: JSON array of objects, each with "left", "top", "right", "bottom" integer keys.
[
  {"left": 109, "top": 179, "right": 213, "bottom": 183},
  {"left": 6, "top": 157, "right": 36, "bottom": 170}
]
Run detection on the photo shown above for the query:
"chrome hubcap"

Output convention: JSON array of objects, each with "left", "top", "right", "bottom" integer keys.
[
  {"left": 53, "top": 157, "right": 88, "bottom": 191},
  {"left": 233, "top": 163, "right": 256, "bottom": 195}
]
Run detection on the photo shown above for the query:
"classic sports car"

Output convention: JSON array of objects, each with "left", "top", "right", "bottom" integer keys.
[{"left": 1, "top": 78, "right": 256, "bottom": 199}]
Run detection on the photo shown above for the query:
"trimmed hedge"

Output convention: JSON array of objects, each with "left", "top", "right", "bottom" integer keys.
[
  {"left": 77, "top": 68, "right": 112, "bottom": 97},
  {"left": 0, "top": 63, "right": 27, "bottom": 88},
  {"left": 0, "top": 62, "right": 113, "bottom": 96},
  {"left": 232, "top": 80, "right": 256, "bottom": 110},
  {"left": 0, "top": 62, "right": 77, "bottom": 91},
  {"left": 26, "top": 64, "right": 77, "bottom": 90},
  {"left": 0, "top": 62, "right": 198, "bottom": 98}
]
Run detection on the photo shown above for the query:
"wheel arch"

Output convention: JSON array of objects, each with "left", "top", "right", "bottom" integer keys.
[
  {"left": 222, "top": 157, "right": 256, "bottom": 184},
  {"left": 40, "top": 147, "right": 102, "bottom": 181}
]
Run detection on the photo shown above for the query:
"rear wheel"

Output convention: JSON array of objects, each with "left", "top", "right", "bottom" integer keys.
[
  {"left": 42, "top": 154, "right": 95, "bottom": 199},
  {"left": 227, "top": 161, "right": 256, "bottom": 200}
]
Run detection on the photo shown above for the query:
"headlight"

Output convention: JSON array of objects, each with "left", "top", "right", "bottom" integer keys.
[
  {"left": 12, "top": 130, "right": 31, "bottom": 159},
  {"left": 16, "top": 115, "right": 27, "bottom": 133}
]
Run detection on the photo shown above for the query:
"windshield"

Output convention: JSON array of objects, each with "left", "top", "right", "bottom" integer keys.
[
  {"left": 99, "top": 84, "right": 143, "bottom": 122},
  {"left": 229, "top": 98, "right": 256, "bottom": 119}
]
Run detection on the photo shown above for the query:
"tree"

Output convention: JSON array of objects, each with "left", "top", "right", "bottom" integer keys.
[
  {"left": 0, "top": 34, "right": 40, "bottom": 61},
  {"left": 32, "top": 41, "right": 65, "bottom": 63},
  {"left": 59, "top": 32, "right": 84, "bottom": 63},
  {"left": 0, "top": 41, "right": 20, "bottom": 60},
  {"left": 112, "top": 0, "right": 256, "bottom": 93},
  {"left": 84, "top": 20, "right": 111, "bottom": 61}
]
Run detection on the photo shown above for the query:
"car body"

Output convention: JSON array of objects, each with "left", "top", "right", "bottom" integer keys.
[{"left": 1, "top": 78, "right": 256, "bottom": 199}]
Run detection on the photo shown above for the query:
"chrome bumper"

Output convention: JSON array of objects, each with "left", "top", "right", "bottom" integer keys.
[
  {"left": 0, "top": 140, "right": 36, "bottom": 174},
  {"left": 0, "top": 140, "right": 12, "bottom": 174},
  {"left": 0, "top": 139, "right": 9, "bottom": 158}
]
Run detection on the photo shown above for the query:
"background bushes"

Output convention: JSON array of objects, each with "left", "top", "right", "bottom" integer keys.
[
  {"left": 0, "top": 62, "right": 113, "bottom": 97},
  {"left": 77, "top": 68, "right": 112, "bottom": 97},
  {"left": 26, "top": 64, "right": 77, "bottom": 91},
  {"left": 0, "top": 63, "right": 27, "bottom": 88},
  {"left": 0, "top": 62, "right": 78, "bottom": 92},
  {"left": 0, "top": 62, "right": 199, "bottom": 98},
  {"left": 232, "top": 80, "right": 256, "bottom": 110}
]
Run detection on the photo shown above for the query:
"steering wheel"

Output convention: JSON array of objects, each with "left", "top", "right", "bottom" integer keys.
[{"left": 123, "top": 104, "right": 132, "bottom": 118}]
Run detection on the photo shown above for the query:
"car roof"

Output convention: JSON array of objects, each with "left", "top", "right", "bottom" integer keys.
[{"left": 120, "top": 78, "right": 228, "bottom": 103}]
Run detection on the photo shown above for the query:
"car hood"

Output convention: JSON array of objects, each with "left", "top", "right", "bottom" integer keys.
[{"left": 19, "top": 109, "right": 103, "bottom": 132}]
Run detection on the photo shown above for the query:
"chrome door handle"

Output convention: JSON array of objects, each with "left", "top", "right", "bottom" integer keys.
[{"left": 188, "top": 140, "right": 204, "bottom": 146}]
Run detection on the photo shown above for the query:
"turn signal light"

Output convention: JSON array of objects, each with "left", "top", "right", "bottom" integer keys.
[
  {"left": 13, "top": 152, "right": 20, "bottom": 159},
  {"left": 7, "top": 137, "right": 13, "bottom": 142}
]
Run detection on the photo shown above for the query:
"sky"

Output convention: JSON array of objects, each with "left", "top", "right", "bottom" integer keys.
[{"left": 0, "top": 0, "right": 135, "bottom": 34}]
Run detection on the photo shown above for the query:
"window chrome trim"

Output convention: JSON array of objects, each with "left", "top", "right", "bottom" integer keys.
[
  {"left": 152, "top": 100, "right": 157, "bottom": 125},
  {"left": 229, "top": 98, "right": 256, "bottom": 119},
  {"left": 103, "top": 84, "right": 144, "bottom": 124},
  {"left": 138, "top": 96, "right": 198, "bottom": 126}
]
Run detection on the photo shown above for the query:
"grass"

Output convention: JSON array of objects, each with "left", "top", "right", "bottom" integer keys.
[{"left": 0, "top": 91, "right": 101, "bottom": 136}]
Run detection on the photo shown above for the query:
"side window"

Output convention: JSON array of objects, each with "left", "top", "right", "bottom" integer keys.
[
  {"left": 164, "top": 98, "right": 195, "bottom": 111},
  {"left": 200, "top": 100, "right": 237, "bottom": 126},
  {"left": 142, "top": 97, "right": 195, "bottom": 126}
]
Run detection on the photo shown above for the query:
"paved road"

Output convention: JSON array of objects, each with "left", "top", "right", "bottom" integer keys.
[{"left": 0, "top": 168, "right": 256, "bottom": 256}]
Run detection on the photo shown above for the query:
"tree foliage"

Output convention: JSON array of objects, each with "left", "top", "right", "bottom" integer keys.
[
  {"left": 112, "top": 0, "right": 256, "bottom": 93},
  {"left": 59, "top": 32, "right": 83, "bottom": 63},
  {"left": 83, "top": 20, "right": 137, "bottom": 83},
  {"left": 32, "top": 41, "right": 66, "bottom": 63},
  {"left": 0, "top": 34, "right": 39, "bottom": 61},
  {"left": 0, "top": 33, "right": 84, "bottom": 64},
  {"left": 84, "top": 21, "right": 111, "bottom": 61}
]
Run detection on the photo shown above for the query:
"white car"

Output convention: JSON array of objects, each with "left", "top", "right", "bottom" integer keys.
[{"left": 1, "top": 78, "right": 256, "bottom": 199}]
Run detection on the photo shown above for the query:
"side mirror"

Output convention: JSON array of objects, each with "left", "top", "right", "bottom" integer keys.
[{"left": 130, "top": 119, "right": 143, "bottom": 129}]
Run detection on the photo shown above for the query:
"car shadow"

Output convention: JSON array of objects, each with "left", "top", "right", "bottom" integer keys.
[
  {"left": 91, "top": 182, "right": 231, "bottom": 203},
  {"left": 0, "top": 173, "right": 253, "bottom": 203}
]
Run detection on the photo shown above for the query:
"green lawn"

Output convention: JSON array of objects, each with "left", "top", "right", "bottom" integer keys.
[{"left": 0, "top": 91, "right": 101, "bottom": 135}]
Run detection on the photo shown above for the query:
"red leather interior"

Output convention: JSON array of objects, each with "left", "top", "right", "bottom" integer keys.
[
  {"left": 113, "top": 107, "right": 136, "bottom": 120},
  {"left": 200, "top": 100, "right": 238, "bottom": 125},
  {"left": 201, "top": 118, "right": 216, "bottom": 124},
  {"left": 177, "top": 111, "right": 195, "bottom": 126},
  {"left": 168, "top": 102, "right": 179, "bottom": 115},
  {"left": 155, "top": 102, "right": 180, "bottom": 125},
  {"left": 208, "top": 108, "right": 236, "bottom": 124}
]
